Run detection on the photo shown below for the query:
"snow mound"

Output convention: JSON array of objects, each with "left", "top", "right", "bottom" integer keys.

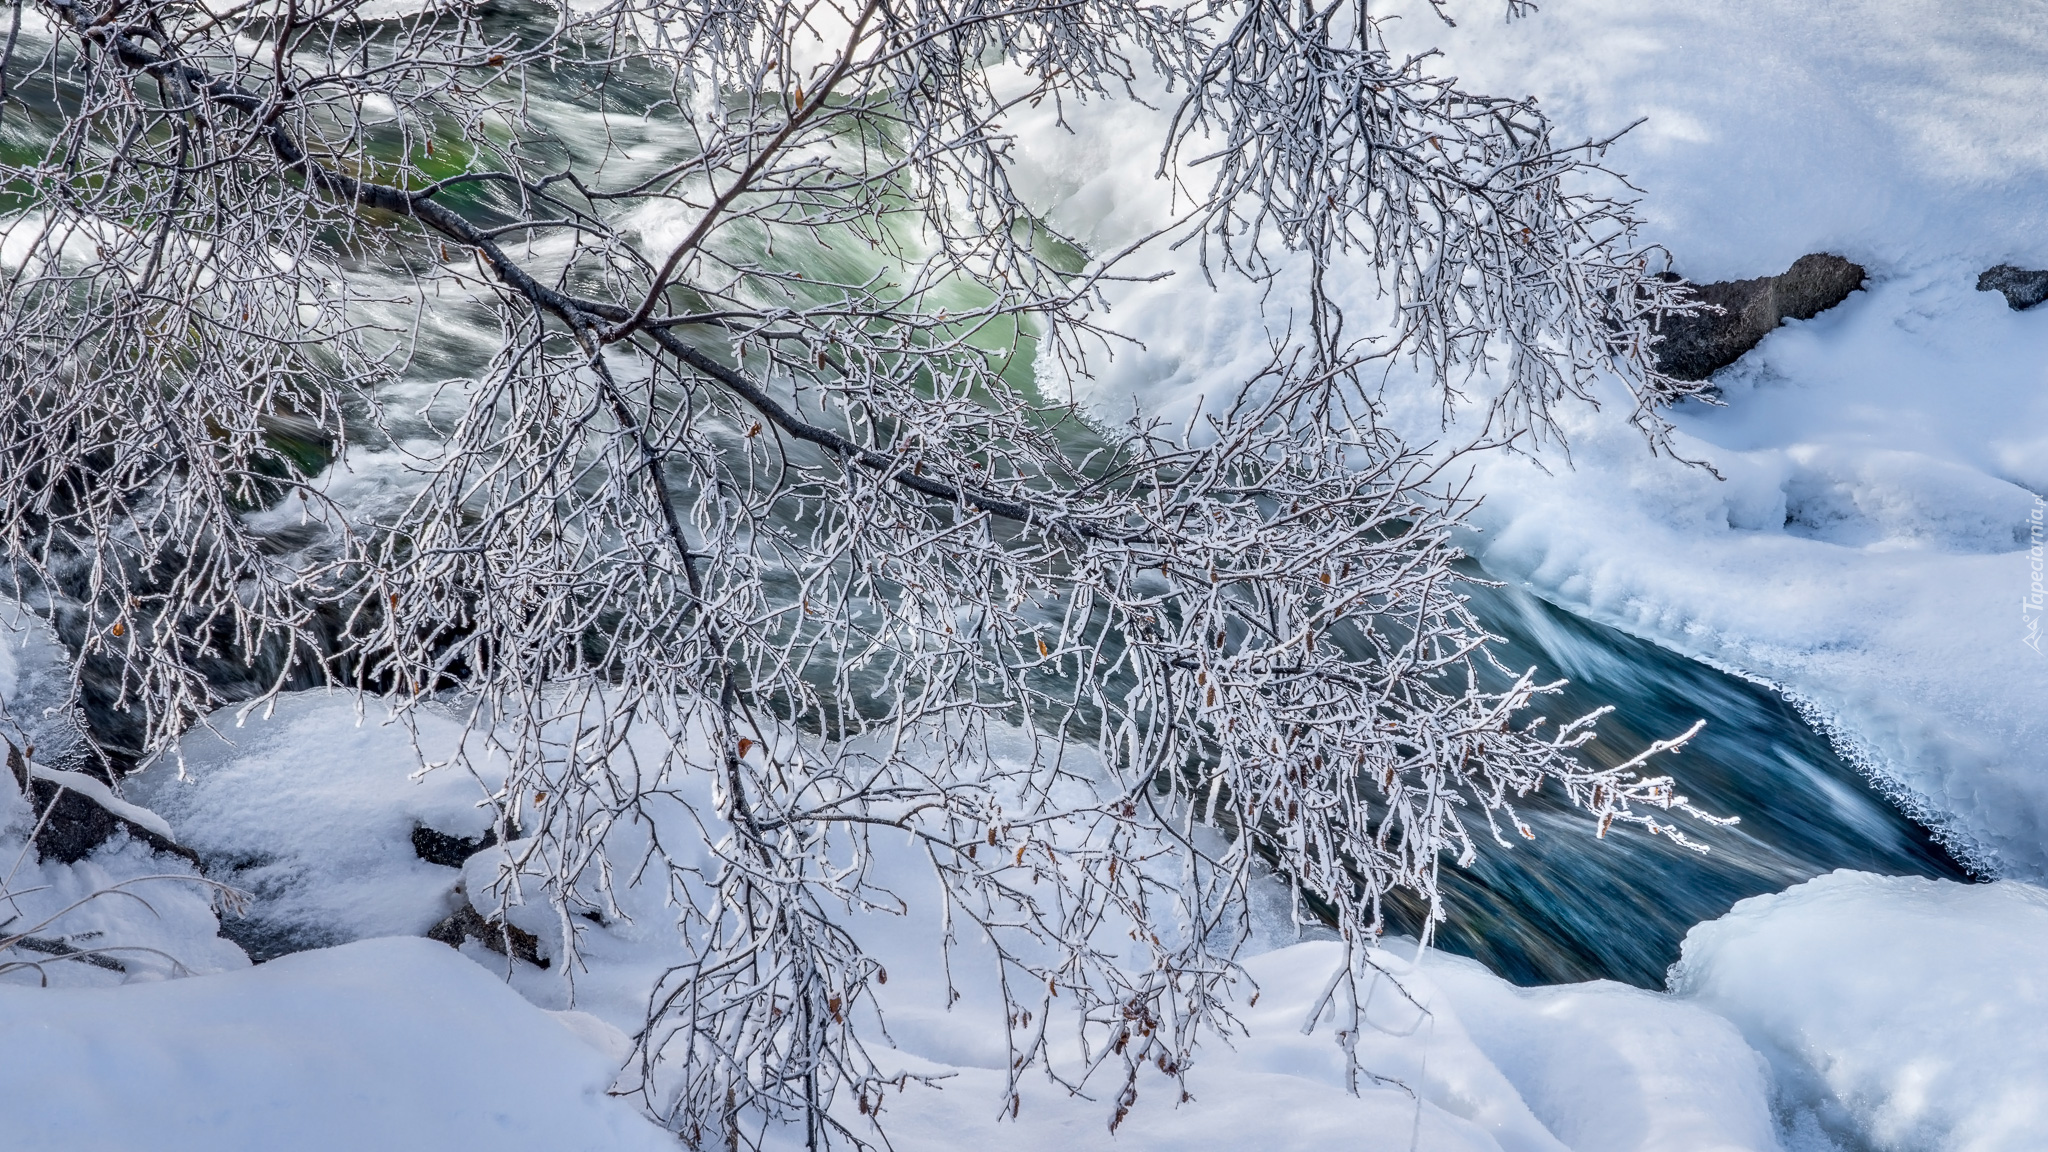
[
  {"left": 0, "top": 935, "right": 672, "bottom": 1152},
  {"left": 1426, "top": 954, "right": 1779, "bottom": 1152},
  {"left": 0, "top": 611, "right": 243, "bottom": 987},
  {"left": 127, "top": 694, "right": 505, "bottom": 956},
  {"left": 0, "top": 813, "right": 248, "bottom": 988},
  {"left": 1672, "top": 870, "right": 2048, "bottom": 1152},
  {"left": 827, "top": 938, "right": 1782, "bottom": 1152}
]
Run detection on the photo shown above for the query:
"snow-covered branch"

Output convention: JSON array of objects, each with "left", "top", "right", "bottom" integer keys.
[{"left": 0, "top": 0, "right": 1715, "bottom": 1142}]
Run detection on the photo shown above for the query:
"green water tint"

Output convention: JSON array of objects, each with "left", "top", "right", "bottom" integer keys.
[{"left": 343, "top": 56, "right": 1966, "bottom": 988}]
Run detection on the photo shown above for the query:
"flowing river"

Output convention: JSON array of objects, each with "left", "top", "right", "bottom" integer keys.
[
  {"left": 1401, "top": 573, "right": 1970, "bottom": 987},
  {"left": 332, "top": 115, "right": 1970, "bottom": 996}
]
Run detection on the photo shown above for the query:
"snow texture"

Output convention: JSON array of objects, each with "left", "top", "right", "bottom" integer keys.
[
  {"left": 0, "top": 936, "right": 674, "bottom": 1152},
  {"left": 126, "top": 693, "right": 505, "bottom": 954},
  {"left": 1674, "top": 870, "right": 2048, "bottom": 1152},
  {"left": 31, "top": 690, "right": 2048, "bottom": 1152},
  {"left": 136, "top": 690, "right": 1785, "bottom": 1152},
  {"left": 0, "top": 609, "right": 244, "bottom": 988}
]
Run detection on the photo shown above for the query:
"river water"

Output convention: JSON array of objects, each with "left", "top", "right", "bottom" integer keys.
[
  {"left": 331, "top": 143, "right": 1970, "bottom": 995},
  {"left": 1399, "top": 573, "right": 1970, "bottom": 987}
]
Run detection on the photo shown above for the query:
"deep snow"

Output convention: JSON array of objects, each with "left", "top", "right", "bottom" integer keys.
[
  {"left": 39, "top": 684, "right": 2048, "bottom": 1152},
  {"left": 1675, "top": 870, "right": 2048, "bottom": 1152}
]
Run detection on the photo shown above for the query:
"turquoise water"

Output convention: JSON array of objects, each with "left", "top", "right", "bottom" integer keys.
[{"left": 1395, "top": 573, "right": 1970, "bottom": 987}]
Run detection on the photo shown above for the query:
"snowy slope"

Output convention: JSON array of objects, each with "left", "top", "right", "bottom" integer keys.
[
  {"left": 116, "top": 690, "right": 2048, "bottom": 1152},
  {"left": 0, "top": 937, "right": 676, "bottom": 1152},
  {"left": 19, "top": 675, "right": 2044, "bottom": 1152}
]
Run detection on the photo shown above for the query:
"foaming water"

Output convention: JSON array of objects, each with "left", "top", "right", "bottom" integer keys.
[{"left": 1393, "top": 573, "right": 1971, "bottom": 987}]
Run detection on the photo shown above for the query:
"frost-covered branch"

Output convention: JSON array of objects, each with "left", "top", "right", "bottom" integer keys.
[{"left": 0, "top": 0, "right": 1715, "bottom": 1143}]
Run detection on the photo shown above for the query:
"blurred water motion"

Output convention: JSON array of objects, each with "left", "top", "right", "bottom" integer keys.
[{"left": 1387, "top": 572, "right": 1971, "bottom": 987}]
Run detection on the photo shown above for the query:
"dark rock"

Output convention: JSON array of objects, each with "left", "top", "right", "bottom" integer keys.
[
  {"left": 1976, "top": 264, "right": 2048, "bottom": 311},
  {"left": 1654, "top": 253, "right": 1866, "bottom": 380},
  {"left": 6, "top": 740, "right": 198, "bottom": 866},
  {"left": 411, "top": 824, "right": 498, "bottom": 869},
  {"left": 426, "top": 900, "right": 550, "bottom": 969}
]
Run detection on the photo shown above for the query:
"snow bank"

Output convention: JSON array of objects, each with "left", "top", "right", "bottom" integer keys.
[
  {"left": 1363, "top": 0, "right": 2048, "bottom": 875},
  {"left": 137, "top": 690, "right": 1784, "bottom": 1152},
  {"left": 24, "top": 694, "right": 2036, "bottom": 1152},
  {"left": 1005, "top": 0, "right": 2048, "bottom": 876},
  {"left": 1672, "top": 870, "right": 2048, "bottom": 1152},
  {"left": 0, "top": 935, "right": 673, "bottom": 1152},
  {"left": 1425, "top": 952, "right": 1779, "bottom": 1152},
  {"left": 0, "top": 608, "right": 243, "bottom": 987},
  {"left": 1434, "top": 268, "right": 2048, "bottom": 873}
]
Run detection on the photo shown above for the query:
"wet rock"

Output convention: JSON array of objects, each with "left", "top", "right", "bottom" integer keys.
[
  {"left": 6, "top": 741, "right": 198, "bottom": 866},
  {"left": 411, "top": 824, "right": 499, "bottom": 869},
  {"left": 1976, "top": 264, "right": 2048, "bottom": 311},
  {"left": 11, "top": 934, "right": 126, "bottom": 972},
  {"left": 427, "top": 899, "right": 550, "bottom": 969},
  {"left": 1655, "top": 253, "right": 1866, "bottom": 380}
]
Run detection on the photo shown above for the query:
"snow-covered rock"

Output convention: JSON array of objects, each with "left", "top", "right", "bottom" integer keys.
[
  {"left": 127, "top": 693, "right": 506, "bottom": 956},
  {"left": 1673, "top": 870, "right": 2048, "bottom": 1152}
]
